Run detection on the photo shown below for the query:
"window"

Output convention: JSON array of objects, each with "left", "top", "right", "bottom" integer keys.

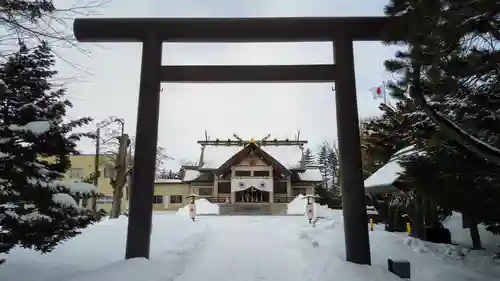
[
  {"left": 152, "top": 195, "right": 163, "bottom": 204},
  {"left": 274, "top": 181, "right": 287, "bottom": 194},
  {"left": 293, "top": 187, "right": 307, "bottom": 196},
  {"left": 97, "top": 195, "right": 113, "bottom": 204},
  {"left": 170, "top": 195, "right": 183, "bottom": 204},
  {"left": 198, "top": 187, "right": 212, "bottom": 196},
  {"left": 70, "top": 168, "right": 84, "bottom": 178},
  {"left": 218, "top": 182, "right": 231, "bottom": 194},
  {"left": 103, "top": 167, "right": 115, "bottom": 178},
  {"left": 234, "top": 170, "right": 251, "bottom": 177},
  {"left": 253, "top": 170, "right": 269, "bottom": 177}
]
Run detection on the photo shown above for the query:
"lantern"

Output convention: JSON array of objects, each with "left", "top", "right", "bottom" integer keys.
[
  {"left": 304, "top": 195, "right": 320, "bottom": 224},
  {"left": 186, "top": 194, "right": 198, "bottom": 222},
  {"left": 306, "top": 204, "right": 314, "bottom": 222},
  {"left": 189, "top": 203, "right": 196, "bottom": 221}
]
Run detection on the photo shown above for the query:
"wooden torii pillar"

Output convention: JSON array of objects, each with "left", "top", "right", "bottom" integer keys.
[{"left": 73, "top": 16, "right": 404, "bottom": 265}]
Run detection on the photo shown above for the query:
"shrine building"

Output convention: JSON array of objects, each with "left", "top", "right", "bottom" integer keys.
[
  {"left": 155, "top": 135, "right": 323, "bottom": 213},
  {"left": 68, "top": 135, "right": 323, "bottom": 213}
]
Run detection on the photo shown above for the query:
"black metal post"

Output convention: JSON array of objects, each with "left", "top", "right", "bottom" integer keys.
[
  {"left": 333, "top": 36, "right": 371, "bottom": 265},
  {"left": 125, "top": 33, "right": 163, "bottom": 259}
]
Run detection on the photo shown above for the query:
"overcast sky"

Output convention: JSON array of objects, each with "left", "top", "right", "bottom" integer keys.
[{"left": 54, "top": 0, "right": 400, "bottom": 170}]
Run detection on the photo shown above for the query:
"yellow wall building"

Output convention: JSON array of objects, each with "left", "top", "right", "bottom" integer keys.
[
  {"left": 66, "top": 154, "right": 194, "bottom": 212},
  {"left": 65, "top": 154, "right": 116, "bottom": 213}
]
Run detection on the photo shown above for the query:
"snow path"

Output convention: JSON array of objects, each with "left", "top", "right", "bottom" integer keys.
[
  {"left": 1, "top": 213, "right": 499, "bottom": 281},
  {"left": 174, "top": 216, "right": 316, "bottom": 281}
]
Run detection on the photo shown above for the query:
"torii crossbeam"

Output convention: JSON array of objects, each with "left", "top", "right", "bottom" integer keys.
[{"left": 73, "top": 16, "right": 406, "bottom": 265}]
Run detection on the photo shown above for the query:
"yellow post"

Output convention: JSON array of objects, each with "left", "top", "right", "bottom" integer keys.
[
  {"left": 406, "top": 222, "right": 411, "bottom": 234},
  {"left": 369, "top": 218, "right": 374, "bottom": 231}
]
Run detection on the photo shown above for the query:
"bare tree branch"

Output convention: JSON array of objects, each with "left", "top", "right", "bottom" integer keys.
[{"left": 0, "top": 0, "right": 110, "bottom": 76}]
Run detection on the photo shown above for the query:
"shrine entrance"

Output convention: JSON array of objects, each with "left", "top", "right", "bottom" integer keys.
[
  {"left": 235, "top": 188, "right": 270, "bottom": 203},
  {"left": 73, "top": 16, "right": 405, "bottom": 265}
]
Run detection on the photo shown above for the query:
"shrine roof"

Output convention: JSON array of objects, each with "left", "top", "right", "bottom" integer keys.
[{"left": 200, "top": 143, "right": 303, "bottom": 170}]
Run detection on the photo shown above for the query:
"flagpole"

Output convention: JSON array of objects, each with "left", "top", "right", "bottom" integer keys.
[{"left": 382, "top": 81, "right": 388, "bottom": 105}]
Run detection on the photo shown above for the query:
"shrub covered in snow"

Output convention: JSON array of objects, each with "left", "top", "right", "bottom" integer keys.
[{"left": 0, "top": 43, "right": 99, "bottom": 264}]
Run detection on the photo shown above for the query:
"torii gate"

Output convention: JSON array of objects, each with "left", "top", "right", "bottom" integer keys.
[{"left": 73, "top": 16, "right": 404, "bottom": 265}]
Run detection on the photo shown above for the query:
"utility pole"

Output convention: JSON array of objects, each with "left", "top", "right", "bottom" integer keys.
[{"left": 92, "top": 127, "right": 101, "bottom": 213}]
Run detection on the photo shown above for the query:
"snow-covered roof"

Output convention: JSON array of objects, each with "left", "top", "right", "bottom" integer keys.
[
  {"left": 200, "top": 145, "right": 303, "bottom": 169},
  {"left": 364, "top": 145, "right": 417, "bottom": 194},
  {"left": 182, "top": 169, "right": 201, "bottom": 182},
  {"left": 296, "top": 168, "right": 323, "bottom": 181},
  {"left": 155, "top": 179, "right": 183, "bottom": 184},
  {"left": 201, "top": 146, "right": 243, "bottom": 169},
  {"left": 260, "top": 145, "right": 303, "bottom": 169}
]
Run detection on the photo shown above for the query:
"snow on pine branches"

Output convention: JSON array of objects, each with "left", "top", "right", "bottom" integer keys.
[{"left": 0, "top": 43, "right": 99, "bottom": 263}]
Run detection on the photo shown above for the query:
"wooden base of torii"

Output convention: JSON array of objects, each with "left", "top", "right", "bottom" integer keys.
[{"left": 73, "top": 16, "right": 406, "bottom": 266}]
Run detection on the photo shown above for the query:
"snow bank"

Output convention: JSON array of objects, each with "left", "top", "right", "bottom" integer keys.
[
  {"left": 306, "top": 215, "right": 500, "bottom": 281},
  {"left": 176, "top": 198, "right": 219, "bottom": 215},
  {"left": 443, "top": 212, "right": 500, "bottom": 251},
  {"left": 402, "top": 212, "right": 500, "bottom": 260},
  {"left": 314, "top": 203, "right": 338, "bottom": 218},
  {"left": 1, "top": 210, "right": 500, "bottom": 281},
  {"left": 66, "top": 258, "right": 169, "bottom": 281},
  {"left": 287, "top": 194, "right": 337, "bottom": 218},
  {"left": 287, "top": 194, "right": 306, "bottom": 214},
  {"left": 394, "top": 212, "right": 500, "bottom": 276},
  {"left": 0, "top": 214, "right": 207, "bottom": 281}
]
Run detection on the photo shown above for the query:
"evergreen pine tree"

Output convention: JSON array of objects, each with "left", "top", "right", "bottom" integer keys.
[
  {"left": 326, "top": 144, "right": 339, "bottom": 192},
  {"left": 380, "top": 0, "right": 500, "bottom": 240},
  {"left": 317, "top": 143, "right": 330, "bottom": 180},
  {"left": 383, "top": 0, "right": 500, "bottom": 163},
  {"left": 303, "top": 148, "right": 314, "bottom": 165},
  {"left": 360, "top": 102, "right": 418, "bottom": 179},
  {"left": 0, "top": 43, "right": 99, "bottom": 263},
  {"left": 156, "top": 168, "right": 170, "bottom": 179}
]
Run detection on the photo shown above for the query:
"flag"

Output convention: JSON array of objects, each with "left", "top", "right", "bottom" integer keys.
[{"left": 369, "top": 86, "right": 385, "bottom": 100}]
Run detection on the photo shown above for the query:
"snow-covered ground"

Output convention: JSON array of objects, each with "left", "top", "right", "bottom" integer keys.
[
  {"left": 286, "top": 194, "right": 356, "bottom": 218},
  {"left": 1, "top": 203, "right": 499, "bottom": 281}
]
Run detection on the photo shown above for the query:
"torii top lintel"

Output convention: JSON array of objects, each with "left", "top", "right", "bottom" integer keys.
[{"left": 73, "top": 16, "right": 407, "bottom": 43}]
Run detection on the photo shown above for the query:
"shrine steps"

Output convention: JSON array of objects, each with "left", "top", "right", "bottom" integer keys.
[{"left": 218, "top": 203, "right": 287, "bottom": 216}]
